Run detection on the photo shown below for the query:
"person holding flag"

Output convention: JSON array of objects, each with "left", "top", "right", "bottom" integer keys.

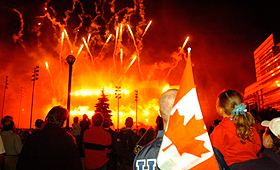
[
  {"left": 133, "top": 89, "right": 178, "bottom": 170},
  {"left": 157, "top": 48, "right": 220, "bottom": 169}
]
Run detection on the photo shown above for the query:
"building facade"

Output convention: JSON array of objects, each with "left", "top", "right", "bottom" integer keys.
[{"left": 244, "top": 34, "right": 280, "bottom": 110}]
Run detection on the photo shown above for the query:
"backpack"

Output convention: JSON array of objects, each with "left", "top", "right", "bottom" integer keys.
[{"left": 114, "top": 129, "right": 137, "bottom": 166}]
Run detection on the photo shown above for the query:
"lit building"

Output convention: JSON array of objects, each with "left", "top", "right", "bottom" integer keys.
[{"left": 244, "top": 34, "right": 280, "bottom": 110}]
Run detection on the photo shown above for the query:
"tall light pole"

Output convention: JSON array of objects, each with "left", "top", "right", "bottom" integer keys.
[
  {"left": 30, "top": 66, "right": 39, "bottom": 129},
  {"left": 18, "top": 87, "right": 24, "bottom": 128},
  {"left": 1, "top": 76, "right": 8, "bottom": 119},
  {"left": 135, "top": 90, "right": 138, "bottom": 129},
  {"left": 66, "top": 55, "right": 76, "bottom": 131},
  {"left": 115, "top": 86, "right": 121, "bottom": 131}
]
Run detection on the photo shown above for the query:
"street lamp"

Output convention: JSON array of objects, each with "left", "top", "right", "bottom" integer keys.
[
  {"left": 30, "top": 66, "right": 39, "bottom": 129},
  {"left": 115, "top": 86, "right": 121, "bottom": 131},
  {"left": 1, "top": 76, "right": 8, "bottom": 119},
  {"left": 135, "top": 90, "right": 138, "bottom": 129},
  {"left": 66, "top": 55, "right": 76, "bottom": 131}
]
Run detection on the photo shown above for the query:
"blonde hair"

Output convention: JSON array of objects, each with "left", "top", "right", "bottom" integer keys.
[{"left": 217, "top": 89, "right": 255, "bottom": 143}]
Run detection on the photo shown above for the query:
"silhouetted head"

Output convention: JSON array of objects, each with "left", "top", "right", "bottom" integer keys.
[
  {"left": 159, "top": 89, "right": 178, "bottom": 127},
  {"left": 73, "top": 116, "right": 79, "bottom": 123},
  {"left": 103, "top": 118, "right": 110, "bottom": 128},
  {"left": 46, "top": 106, "right": 68, "bottom": 127},
  {"left": 125, "top": 117, "right": 134, "bottom": 128},
  {"left": 83, "top": 114, "right": 88, "bottom": 120},
  {"left": 92, "top": 113, "right": 103, "bottom": 127},
  {"left": 35, "top": 119, "right": 44, "bottom": 129},
  {"left": 2, "top": 118, "right": 14, "bottom": 131}
]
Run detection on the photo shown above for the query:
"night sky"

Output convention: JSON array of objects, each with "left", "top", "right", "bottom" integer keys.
[{"left": 0, "top": 0, "right": 280, "bottom": 127}]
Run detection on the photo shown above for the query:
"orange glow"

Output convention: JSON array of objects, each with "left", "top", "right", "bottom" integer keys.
[
  {"left": 277, "top": 84, "right": 280, "bottom": 87},
  {"left": 275, "top": 80, "right": 279, "bottom": 83},
  {"left": 142, "top": 21, "right": 152, "bottom": 36},
  {"left": 71, "top": 106, "right": 95, "bottom": 117},
  {"left": 162, "top": 84, "right": 170, "bottom": 93}
]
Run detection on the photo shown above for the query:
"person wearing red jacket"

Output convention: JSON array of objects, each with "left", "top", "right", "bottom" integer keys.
[{"left": 210, "top": 89, "right": 262, "bottom": 167}]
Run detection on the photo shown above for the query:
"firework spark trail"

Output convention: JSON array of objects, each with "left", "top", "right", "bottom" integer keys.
[
  {"left": 120, "top": 48, "right": 123, "bottom": 71},
  {"left": 82, "top": 37, "right": 94, "bottom": 67},
  {"left": 45, "top": 62, "right": 57, "bottom": 99},
  {"left": 12, "top": 9, "right": 24, "bottom": 43},
  {"left": 116, "top": 55, "right": 137, "bottom": 86},
  {"left": 95, "top": 34, "right": 113, "bottom": 62},
  {"left": 164, "top": 37, "right": 189, "bottom": 80},
  {"left": 127, "top": 24, "right": 145, "bottom": 81},
  {"left": 87, "top": 34, "right": 91, "bottom": 43},
  {"left": 59, "top": 32, "right": 65, "bottom": 68},
  {"left": 113, "top": 27, "right": 119, "bottom": 71},
  {"left": 142, "top": 21, "right": 152, "bottom": 37},
  {"left": 64, "top": 29, "right": 73, "bottom": 50},
  {"left": 181, "top": 37, "right": 189, "bottom": 61},
  {"left": 76, "top": 44, "right": 84, "bottom": 58}
]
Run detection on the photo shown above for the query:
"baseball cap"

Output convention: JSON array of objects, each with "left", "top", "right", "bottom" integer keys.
[{"left": 261, "top": 117, "right": 280, "bottom": 139}]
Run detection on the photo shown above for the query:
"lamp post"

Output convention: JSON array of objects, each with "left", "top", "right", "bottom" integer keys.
[
  {"left": 18, "top": 87, "right": 24, "bottom": 128},
  {"left": 30, "top": 66, "right": 39, "bottom": 129},
  {"left": 115, "top": 86, "right": 121, "bottom": 131},
  {"left": 1, "top": 76, "right": 8, "bottom": 119},
  {"left": 135, "top": 90, "right": 138, "bottom": 129},
  {"left": 66, "top": 55, "right": 76, "bottom": 131}
]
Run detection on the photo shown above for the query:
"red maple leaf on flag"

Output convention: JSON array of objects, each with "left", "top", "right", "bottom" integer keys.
[{"left": 163, "top": 110, "right": 209, "bottom": 157}]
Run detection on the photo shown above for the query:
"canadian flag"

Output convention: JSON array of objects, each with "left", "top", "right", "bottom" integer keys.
[{"left": 157, "top": 48, "right": 219, "bottom": 170}]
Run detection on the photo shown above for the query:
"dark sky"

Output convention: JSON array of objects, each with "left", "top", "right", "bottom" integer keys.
[
  {"left": 143, "top": 0, "right": 280, "bottom": 123},
  {"left": 0, "top": 0, "right": 280, "bottom": 127}
]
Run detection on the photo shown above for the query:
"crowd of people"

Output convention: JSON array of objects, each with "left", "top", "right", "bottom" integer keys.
[{"left": 0, "top": 89, "right": 279, "bottom": 170}]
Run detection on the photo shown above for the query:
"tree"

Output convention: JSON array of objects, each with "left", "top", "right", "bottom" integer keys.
[{"left": 95, "top": 89, "right": 113, "bottom": 125}]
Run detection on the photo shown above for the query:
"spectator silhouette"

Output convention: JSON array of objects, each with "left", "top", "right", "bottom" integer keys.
[
  {"left": 83, "top": 113, "right": 112, "bottom": 170},
  {"left": 115, "top": 117, "right": 139, "bottom": 170},
  {"left": 17, "top": 106, "right": 82, "bottom": 170},
  {"left": 0, "top": 116, "right": 22, "bottom": 170},
  {"left": 71, "top": 116, "right": 83, "bottom": 158}
]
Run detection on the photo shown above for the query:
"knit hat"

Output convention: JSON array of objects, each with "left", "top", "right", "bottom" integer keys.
[{"left": 261, "top": 117, "right": 280, "bottom": 139}]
